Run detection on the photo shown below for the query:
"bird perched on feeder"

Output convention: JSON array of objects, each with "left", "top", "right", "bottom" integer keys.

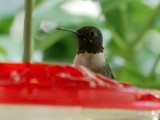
[{"left": 57, "top": 26, "right": 115, "bottom": 79}]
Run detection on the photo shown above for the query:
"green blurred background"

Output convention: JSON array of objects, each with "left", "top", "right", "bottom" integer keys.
[{"left": 0, "top": 0, "right": 160, "bottom": 88}]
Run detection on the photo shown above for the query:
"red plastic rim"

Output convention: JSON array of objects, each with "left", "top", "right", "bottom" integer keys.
[{"left": 0, "top": 62, "right": 160, "bottom": 110}]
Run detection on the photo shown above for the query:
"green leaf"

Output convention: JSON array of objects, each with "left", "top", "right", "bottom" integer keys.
[
  {"left": 35, "top": 31, "right": 68, "bottom": 51},
  {"left": 100, "top": 0, "right": 129, "bottom": 40},
  {"left": 32, "top": 0, "right": 60, "bottom": 34},
  {"left": 0, "top": 17, "right": 14, "bottom": 33},
  {"left": 0, "top": 45, "right": 7, "bottom": 55}
]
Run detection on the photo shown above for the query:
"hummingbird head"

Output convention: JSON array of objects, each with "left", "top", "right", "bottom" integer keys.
[{"left": 56, "top": 26, "right": 104, "bottom": 54}]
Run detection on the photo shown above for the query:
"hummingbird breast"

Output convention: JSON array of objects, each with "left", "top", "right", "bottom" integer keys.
[{"left": 73, "top": 52, "right": 106, "bottom": 74}]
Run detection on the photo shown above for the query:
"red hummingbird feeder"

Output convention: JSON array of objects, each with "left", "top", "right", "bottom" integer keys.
[{"left": 0, "top": 0, "right": 159, "bottom": 120}]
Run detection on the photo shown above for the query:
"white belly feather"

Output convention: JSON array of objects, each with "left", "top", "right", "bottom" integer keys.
[{"left": 73, "top": 52, "right": 106, "bottom": 71}]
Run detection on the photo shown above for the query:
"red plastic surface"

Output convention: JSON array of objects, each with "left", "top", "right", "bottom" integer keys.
[{"left": 0, "top": 62, "right": 160, "bottom": 110}]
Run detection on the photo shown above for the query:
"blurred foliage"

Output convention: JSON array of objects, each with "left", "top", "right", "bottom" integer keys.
[{"left": 0, "top": 0, "right": 160, "bottom": 88}]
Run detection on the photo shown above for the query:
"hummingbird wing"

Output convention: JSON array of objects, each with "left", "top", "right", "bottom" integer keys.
[{"left": 104, "top": 59, "right": 115, "bottom": 79}]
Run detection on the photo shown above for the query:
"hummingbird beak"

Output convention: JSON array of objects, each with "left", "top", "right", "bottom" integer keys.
[{"left": 56, "top": 27, "right": 78, "bottom": 35}]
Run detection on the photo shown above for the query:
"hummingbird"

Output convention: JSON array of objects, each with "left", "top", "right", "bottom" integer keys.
[{"left": 57, "top": 26, "right": 115, "bottom": 79}]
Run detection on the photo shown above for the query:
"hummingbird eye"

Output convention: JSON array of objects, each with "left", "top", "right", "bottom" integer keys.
[{"left": 89, "top": 31, "right": 95, "bottom": 36}]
